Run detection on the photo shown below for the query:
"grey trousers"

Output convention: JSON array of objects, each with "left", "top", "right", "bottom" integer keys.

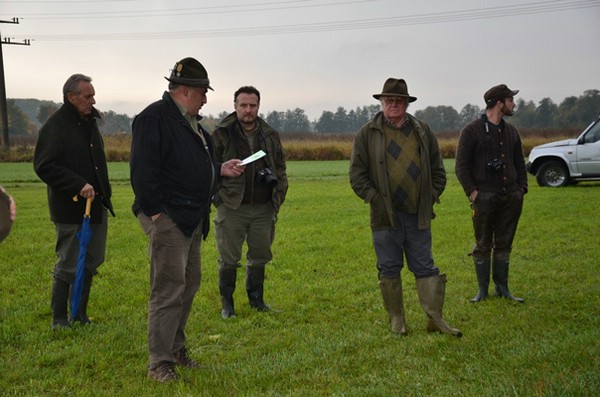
[
  {"left": 213, "top": 202, "right": 276, "bottom": 269},
  {"left": 137, "top": 213, "right": 202, "bottom": 368},
  {"left": 54, "top": 209, "right": 108, "bottom": 283},
  {"left": 372, "top": 211, "right": 439, "bottom": 279}
]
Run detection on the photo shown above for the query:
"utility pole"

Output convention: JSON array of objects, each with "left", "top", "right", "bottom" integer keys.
[{"left": 1, "top": 18, "right": 31, "bottom": 150}]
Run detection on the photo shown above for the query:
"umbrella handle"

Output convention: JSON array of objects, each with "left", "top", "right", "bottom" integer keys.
[{"left": 72, "top": 195, "right": 93, "bottom": 218}]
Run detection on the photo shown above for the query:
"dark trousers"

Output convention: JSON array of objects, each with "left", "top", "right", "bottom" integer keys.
[
  {"left": 372, "top": 211, "right": 439, "bottom": 279},
  {"left": 471, "top": 190, "right": 524, "bottom": 261},
  {"left": 54, "top": 209, "right": 108, "bottom": 283},
  {"left": 214, "top": 202, "right": 276, "bottom": 269}
]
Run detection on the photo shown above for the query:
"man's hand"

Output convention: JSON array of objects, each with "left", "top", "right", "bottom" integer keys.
[
  {"left": 221, "top": 159, "right": 245, "bottom": 177},
  {"left": 79, "top": 183, "right": 96, "bottom": 201},
  {"left": 469, "top": 189, "right": 479, "bottom": 202}
]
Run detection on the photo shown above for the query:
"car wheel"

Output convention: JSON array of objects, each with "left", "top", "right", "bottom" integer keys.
[{"left": 536, "top": 160, "right": 570, "bottom": 187}]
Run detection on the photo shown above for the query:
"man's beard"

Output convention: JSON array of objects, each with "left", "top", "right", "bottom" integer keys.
[
  {"left": 241, "top": 117, "right": 257, "bottom": 127},
  {"left": 501, "top": 105, "right": 514, "bottom": 117}
]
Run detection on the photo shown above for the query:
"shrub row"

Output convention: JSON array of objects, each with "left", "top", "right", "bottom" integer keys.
[{"left": 0, "top": 130, "right": 579, "bottom": 163}]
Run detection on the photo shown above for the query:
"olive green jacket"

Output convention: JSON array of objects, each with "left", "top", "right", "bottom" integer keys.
[
  {"left": 212, "top": 113, "right": 288, "bottom": 212},
  {"left": 349, "top": 112, "right": 446, "bottom": 231}
]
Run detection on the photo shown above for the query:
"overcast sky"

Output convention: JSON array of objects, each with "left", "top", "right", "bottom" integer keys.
[{"left": 1, "top": 0, "right": 599, "bottom": 120}]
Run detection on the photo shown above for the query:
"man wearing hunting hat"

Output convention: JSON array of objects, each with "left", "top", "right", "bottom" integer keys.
[
  {"left": 130, "top": 57, "right": 244, "bottom": 382},
  {"left": 350, "top": 78, "right": 461, "bottom": 337},
  {"left": 455, "top": 84, "right": 527, "bottom": 304}
]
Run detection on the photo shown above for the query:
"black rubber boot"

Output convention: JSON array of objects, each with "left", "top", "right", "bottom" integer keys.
[
  {"left": 493, "top": 258, "right": 524, "bottom": 303},
  {"left": 246, "top": 266, "right": 271, "bottom": 311},
  {"left": 219, "top": 267, "right": 237, "bottom": 319},
  {"left": 470, "top": 259, "right": 490, "bottom": 302},
  {"left": 71, "top": 275, "right": 93, "bottom": 324},
  {"left": 51, "top": 277, "right": 71, "bottom": 330}
]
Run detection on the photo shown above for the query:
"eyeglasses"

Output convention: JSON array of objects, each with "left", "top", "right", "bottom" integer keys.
[{"left": 382, "top": 97, "right": 406, "bottom": 105}]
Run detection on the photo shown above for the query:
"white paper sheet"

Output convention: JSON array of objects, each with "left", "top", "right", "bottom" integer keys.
[{"left": 240, "top": 150, "right": 267, "bottom": 166}]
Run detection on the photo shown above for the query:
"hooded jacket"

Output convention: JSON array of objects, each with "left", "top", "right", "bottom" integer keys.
[
  {"left": 34, "top": 101, "right": 113, "bottom": 224},
  {"left": 130, "top": 92, "right": 219, "bottom": 237},
  {"left": 212, "top": 112, "right": 288, "bottom": 212},
  {"left": 349, "top": 112, "right": 446, "bottom": 231}
]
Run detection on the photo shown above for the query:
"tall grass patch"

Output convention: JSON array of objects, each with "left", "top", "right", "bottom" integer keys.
[{"left": 0, "top": 128, "right": 584, "bottom": 162}]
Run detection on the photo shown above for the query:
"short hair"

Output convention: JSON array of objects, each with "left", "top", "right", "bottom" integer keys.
[
  {"left": 63, "top": 73, "right": 92, "bottom": 99},
  {"left": 485, "top": 101, "right": 498, "bottom": 110},
  {"left": 234, "top": 86, "right": 260, "bottom": 102}
]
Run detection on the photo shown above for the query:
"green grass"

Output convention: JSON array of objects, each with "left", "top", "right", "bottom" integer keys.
[{"left": 1, "top": 161, "right": 599, "bottom": 396}]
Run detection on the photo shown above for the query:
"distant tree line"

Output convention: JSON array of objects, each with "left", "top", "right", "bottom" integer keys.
[
  {"left": 7, "top": 89, "right": 599, "bottom": 137},
  {"left": 8, "top": 99, "right": 133, "bottom": 136},
  {"left": 413, "top": 89, "right": 600, "bottom": 133}
]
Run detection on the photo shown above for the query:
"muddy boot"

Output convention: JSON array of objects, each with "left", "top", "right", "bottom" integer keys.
[
  {"left": 378, "top": 275, "right": 407, "bottom": 335},
  {"left": 493, "top": 258, "right": 524, "bottom": 302},
  {"left": 470, "top": 259, "right": 490, "bottom": 302},
  {"left": 51, "top": 277, "right": 71, "bottom": 330},
  {"left": 416, "top": 274, "right": 462, "bottom": 337},
  {"left": 219, "top": 267, "right": 237, "bottom": 319},
  {"left": 246, "top": 266, "right": 271, "bottom": 311}
]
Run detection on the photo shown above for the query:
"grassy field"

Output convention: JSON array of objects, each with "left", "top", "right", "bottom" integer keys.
[{"left": 0, "top": 161, "right": 598, "bottom": 396}]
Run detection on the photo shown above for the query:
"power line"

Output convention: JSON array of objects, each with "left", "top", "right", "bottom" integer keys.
[
  {"left": 0, "top": 0, "right": 138, "bottom": 3},
  {"left": 23, "top": 0, "right": 600, "bottom": 42},
  {"left": 4, "top": 0, "right": 374, "bottom": 19}
]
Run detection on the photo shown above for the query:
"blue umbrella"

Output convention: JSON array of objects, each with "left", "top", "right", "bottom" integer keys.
[{"left": 71, "top": 196, "right": 92, "bottom": 320}]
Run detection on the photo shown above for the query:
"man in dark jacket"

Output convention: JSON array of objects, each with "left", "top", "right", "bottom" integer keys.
[
  {"left": 350, "top": 78, "right": 461, "bottom": 337},
  {"left": 212, "top": 86, "right": 288, "bottom": 319},
  {"left": 130, "top": 57, "right": 243, "bottom": 383},
  {"left": 34, "top": 73, "right": 114, "bottom": 330},
  {"left": 455, "top": 84, "right": 527, "bottom": 303}
]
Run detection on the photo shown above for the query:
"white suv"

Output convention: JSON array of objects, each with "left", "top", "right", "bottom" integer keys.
[{"left": 527, "top": 116, "right": 600, "bottom": 187}]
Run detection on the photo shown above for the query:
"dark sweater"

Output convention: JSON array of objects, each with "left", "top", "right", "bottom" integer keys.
[{"left": 455, "top": 115, "right": 528, "bottom": 195}]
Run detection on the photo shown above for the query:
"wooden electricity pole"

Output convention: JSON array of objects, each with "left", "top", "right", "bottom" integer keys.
[{"left": 1, "top": 18, "right": 31, "bottom": 150}]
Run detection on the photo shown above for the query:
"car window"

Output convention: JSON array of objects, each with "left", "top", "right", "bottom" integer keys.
[{"left": 582, "top": 121, "right": 600, "bottom": 144}]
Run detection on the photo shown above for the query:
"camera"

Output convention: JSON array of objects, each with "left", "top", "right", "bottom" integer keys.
[
  {"left": 256, "top": 167, "right": 277, "bottom": 188},
  {"left": 487, "top": 158, "right": 504, "bottom": 172}
]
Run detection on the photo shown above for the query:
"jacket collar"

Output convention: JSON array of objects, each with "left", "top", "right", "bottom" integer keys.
[
  {"left": 481, "top": 113, "right": 505, "bottom": 128},
  {"left": 162, "top": 91, "right": 203, "bottom": 122},
  {"left": 373, "top": 111, "right": 423, "bottom": 133},
  {"left": 62, "top": 99, "right": 101, "bottom": 120}
]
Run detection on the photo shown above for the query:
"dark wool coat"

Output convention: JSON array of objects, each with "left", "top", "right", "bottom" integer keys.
[
  {"left": 130, "top": 92, "right": 219, "bottom": 237},
  {"left": 34, "top": 101, "right": 114, "bottom": 224}
]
